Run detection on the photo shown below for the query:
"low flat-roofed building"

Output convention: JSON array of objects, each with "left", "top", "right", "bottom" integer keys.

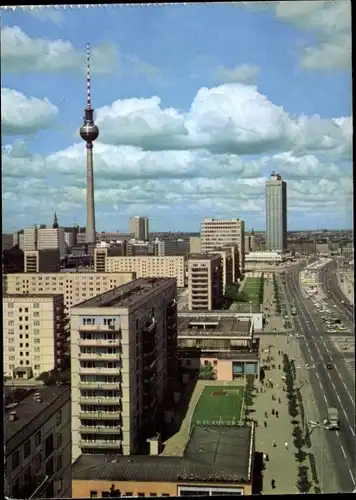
[
  {"left": 188, "top": 253, "right": 223, "bottom": 311},
  {"left": 177, "top": 314, "right": 259, "bottom": 382},
  {"left": 71, "top": 424, "right": 255, "bottom": 497},
  {"left": 5, "top": 386, "right": 71, "bottom": 499}
]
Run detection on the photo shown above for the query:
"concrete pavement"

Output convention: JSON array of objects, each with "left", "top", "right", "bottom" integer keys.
[
  {"left": 337, "top": 271, "right": 354, "bottom": 305},
  {"left": 253, "top": 333, "right": 338, "bottom": 494}
]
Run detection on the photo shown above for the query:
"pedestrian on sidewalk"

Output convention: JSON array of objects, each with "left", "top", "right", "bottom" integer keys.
[
  {"left": 264, "top": 420, "right": 267, "bottom": 428},
  {"left": 266, "top": 453, "right": 269, "bottom": 462},
  {"left": 276, "top": 410, "right": 279, "bottom": 418},
  {"left": 271, "top": 479, "right": 276, "bottom": 489},
  {"left": 272, "top": 440, "right": 276, "bottom": 447},
  {"left": 284, "top": 442, "right": 288, "bottom": 449},
  {"left": 278, "top": 397, "right": 281, "bottom": 403},
  {"left": 272, "top": 409, "right": 275, "bottom": 415}
]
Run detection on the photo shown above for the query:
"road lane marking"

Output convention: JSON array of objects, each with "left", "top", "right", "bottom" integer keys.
[
  {"left": 340, "top": 444, "right": 347, "bottom": 458},
  {"left": 348, "top": 468, "right": 356, "bottom": 486},
  {"left": 323, "top": 394, "right": 328, "bottom": 403}
]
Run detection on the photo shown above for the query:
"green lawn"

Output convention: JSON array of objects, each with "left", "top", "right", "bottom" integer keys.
[
  {"left": 240, "top": 277, "right": 264, "bottom": 304},
  {"left": 191, "top": 385, "right": 245, "bottom": 428}
]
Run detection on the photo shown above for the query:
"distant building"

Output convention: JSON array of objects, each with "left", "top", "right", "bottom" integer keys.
[
  {"left": 3, "top": 294, "right": 67, "bottom": 379},
  {"left": 200, "top": 218, "right": 245, "bottom": 272},
  {"left": 24, "top": 249, "right": 61, "bottom": 272},
  {"left": 4, "top": 386, "right": 71, "bottom": 498},
  {"left": 2, "top": 233, "right": 14, "bottom": 250},
  {"left": 71, "top": 424, "right": 255, "bottom": 497},
  {"left": 189, "top": 236, "right": 201, "bottom": 254},
  {"left": 37, "top": 227, "right": 66, "bottom": 258},
  {"left": 2, "top": 245, "right": 24, "bottom": 274},
  {"left": 5, "top": 271, "right": 135, "bottom": 313},
  {"left": 93, "top": 249, "right": 185, "bottom": 287},
  {"left": 129, "top": 216, "right": 149, "bottom": 240},
  {"left": 207, "top": 247, "right": 234, "bottom": 293},
  {"left": 265, "top": 171, "right": 287, "bottom": 252},
  {"left": 70, "top": 277, "right": 178, "bottom": 460},
  {"left": 188, "top": 254, "right": 223, "bottom": 311}
]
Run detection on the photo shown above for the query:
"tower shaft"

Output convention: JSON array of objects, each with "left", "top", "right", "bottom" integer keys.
[{"left": 86, "top": 143, "right": 96, "bottom": 244}]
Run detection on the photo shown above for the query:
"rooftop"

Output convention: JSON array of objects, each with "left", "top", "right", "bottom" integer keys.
[
  {"left": 177, "top": 349, "right": 259, "bottom": 361},
  {"left": 72, "top": 425, "right": 253, "bottom": 484},
  {"left": 72, "top": 277, "right": 176, "bottom": 309},
  {"left": 4, "top": 386, "right": 70, "bottom": 444},
  {"left": 178, "top": 315, "right": 251, "bottom": 337},
  {"left": 188, "top": 253, "right": 221, "bottom": 260},
  {"left": 4, "top": 294, "right": 62, "bottom": 300}
]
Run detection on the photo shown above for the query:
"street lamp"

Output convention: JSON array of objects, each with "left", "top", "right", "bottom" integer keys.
[{"left": 249, "top": 300, "right": 252, "bottom": 315}]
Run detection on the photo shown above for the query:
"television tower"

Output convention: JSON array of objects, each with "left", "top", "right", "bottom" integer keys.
[{"left": 79, "top": 43, "right": 99, "bottom": 244}]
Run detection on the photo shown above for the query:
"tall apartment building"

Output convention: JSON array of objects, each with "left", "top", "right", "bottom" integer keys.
[
  {"left": 2, "top": 233, "right": 13, "bottom": 250},
  {"left": 70, "top": 277, "right": 178, "bottom": 460},
  {"left": 265, "top": 171, "right": 287, "bottom": 252},
  {"left": 94, "top": 249, "right": 185, "bottom": 287},
  {"left": 200, "top": 218, "right": 245, "bottom": 273},
  {"left": 129, "top": 216, "right": 149, "bottom": 240},
  {"left": 23, "top": 227, "right": 38, "bottom": 251},
  {"left": 5, "top": 272, "right": 135, "bottom": 313},
  {"left": 208, "top": 247, "right": 233, "bottom": 294},
  {"left": 5, "top": 386, "right": 71, "bottom": 498},
  {"left": 24, "top": 249, "right": 61, "bottom": 272},
  {"left": 188, "top": 254, "right": 223, "bottom": 311},
  {"left": 3, "top": 294, "right": 67, "bottom": 379},
  {"left": 245, "top": 235, "right": 256, "bottom": 253}
]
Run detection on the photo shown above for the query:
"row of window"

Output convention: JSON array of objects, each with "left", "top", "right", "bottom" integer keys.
[
  {"left": 90, "top": 492, "right": 170, "bottom": 498},
  {"left": 7, "top": 304, "right": 40, "bottom": 310},
  {"left": 8, "top": 321, "right": 41, "bottom": 326},
  {"left": 7, "top": 312, "right": 41, "bottom": 318}
]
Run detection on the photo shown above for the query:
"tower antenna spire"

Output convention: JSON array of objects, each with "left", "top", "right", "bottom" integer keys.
[{"left": 86, "top": 42, "right": 92, "bottom": 110}]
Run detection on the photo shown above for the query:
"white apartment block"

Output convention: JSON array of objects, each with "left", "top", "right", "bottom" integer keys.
[
  {"left": 37, "top": 227, "right": 66, "bottom": 258},
  {"left": 94, "top": 249, "right": 185, "bottom": 287},
  {"left": 5, "top": 272, "right": 135, "bottom": 313},
  {"left": 70, "top": 277, "right": 178, "bottom": 461},
  {"left": 188, "top": 254, "right": 223, "bottom": 311},
  {"left": 3, "top": 294, "right": 66, "bottom": 379},
  {"left": 5, "top": 387, "right": 71, "bottom": 498},
  {"left": 189, "top": 236, "right": 201, "bottom": 254},
  {"left": 23, "top": 228, "right": 37, "bottom": 251},
  {"left": 200, "top": 218, "right": 245, "bottom": 272},
  {"left": 129, "top": 216, "right": 149, "bottom": 240}
]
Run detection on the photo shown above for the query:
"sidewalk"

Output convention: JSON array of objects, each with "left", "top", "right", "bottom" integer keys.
[
  {"left": 337, "top": 272, "right": 354, "bottom": 305},
  {"left": 258, "top": 274, "right": 291, "bottom": 334},
  {"left": 253, "top": 333, "right": 338, "bottom": 494}
]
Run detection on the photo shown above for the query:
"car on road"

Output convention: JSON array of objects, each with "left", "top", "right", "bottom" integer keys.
[{"left": 326, "top": 362, "right": 333, "bottom": 369}]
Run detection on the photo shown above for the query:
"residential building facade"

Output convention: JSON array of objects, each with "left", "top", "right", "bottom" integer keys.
[
  {"left": 5, "top": 387, "right": 71, "bottom": 499},
  {"left": 5, "top": 271, "right": 135, "bottom": 313},
  {"left": 188, "top": 254, "right": 223, "bottom": 311},
  {"left": 94, "top": 250, "right": 185, "bottom": 287},
  {"left": 24, "top": 249, "right": 61, "bottom": 272},
  {"left": 70, "top": 278, "right": 178, "bottom": 461},
  {"left": 3, "top": 294, "right": 67, "bottom": 379}
]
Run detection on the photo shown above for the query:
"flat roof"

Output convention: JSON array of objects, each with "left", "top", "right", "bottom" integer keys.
[
  {"left": 72, "top": 425, "right": 252, "bottom": 484},
  {"left": 4, "top": 294, "right": 62, "bottom": 300},
  {"left": 72, "top": 277, "right": 175, "bottom": 309},
  {"left": 177, "top": 349, "right": 259, "bottom": 361},
  {"left": 178, "top": 316, "right": 251, "bottom": 336},
  {"left": 188, "top": 253, "right": 221, "bottom": 260},
  {"left": 4, "top": 386, "right": 70, "bottom": 444}
]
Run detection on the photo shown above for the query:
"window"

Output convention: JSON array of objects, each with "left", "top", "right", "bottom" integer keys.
[
  {"left": 34, "top": 303, "right": 40, "bottom": 308},
  {"left": 138, "top": 494, "right": 145, "bottom": 497},
  {"left": 34, "top": 338, "right": 40, "bottom": 344},
  {"left": 11, "top": 450, "right": 20, "bottom": 470},
  {"left": 56, "top": 410, "right": 62, "bottom": 426},
  {"left": 45, "top": 434, "right": 54, "bottom": 458},
  {"left": 56, "top": 454, "right": 63, "bottom": 471},
  {"left": 90, "top": 492, "right": 98, "bottom": 498},
  {"left": 162, "top": 495, "right": 170, "bottom": 497},
  {"left": 34, "top": 312, "right": 40, "bottom": 317},
  {"left": 7, "top": 303, "right": 14, "bottom": 308},
  {"left": 56, "top": 433, "right": 62, "bottom": 448},
  {"left": 125, "top": 494, "right": 133, "bottom": 497},
  {"left": 150, "top": 494, "right": 157, "bottom": 497}
]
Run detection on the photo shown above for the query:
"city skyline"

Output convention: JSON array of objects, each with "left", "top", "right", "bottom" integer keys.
[{"left": 2, "top": 2, "right": 352, "bottom": 233}]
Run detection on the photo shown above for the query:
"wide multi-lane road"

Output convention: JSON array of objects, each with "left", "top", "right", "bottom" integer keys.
[
  {"left": 319, "top": 261, "right": 354, "bottom": 325},
  {"left": 282, "top": 267, "right": 355, "bottom": 492}
]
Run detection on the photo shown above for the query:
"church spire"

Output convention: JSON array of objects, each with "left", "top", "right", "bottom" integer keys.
[{"left": 53, "top": 212, "right": 59, "bottom": 229}]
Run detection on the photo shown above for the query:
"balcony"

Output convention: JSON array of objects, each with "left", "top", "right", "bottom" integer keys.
[
  {"left": 79, "top": 411, "right": 122, "bottom": 419},
  {"left": 78, "top": 324, "right": 120, "bottom": 332},
  {"left": 78, "top": 396, "right": 122, "bottom": 405},
  {"left": 79, "top": 440, "right": 122, "bottom": 449},
  {"left": 79, "top": 367, "right": 122, "bottom": 375},
  {"left": 78, "top": 352, "right": 121, "bottom": 361},
  {"left": 78, "top": 382, "right": 122, "bottom": 390},
  {"left": 79, "top": 425, "right": 122, "bottom": 435},
  {"left": 79, "top": 338, "right": 121, "bottom": 347}
]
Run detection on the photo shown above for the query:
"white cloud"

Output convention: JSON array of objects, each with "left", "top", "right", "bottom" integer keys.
[
  {"left": 274, "top": 1, "right": 351, "bottom": 71},
  {"left": 1, "top": 88, "right": 59, "bottom": 135},
  {"left": 94, "top": 83, "right": 351, "bottom": 160},
  {"left": 1, "top": 26, "right": 119, "bottom": 75},
  {"left": 126, "top": 55, "right": 161, "bottom": 82},
  {"left": 215, "top": 64, "right": 261, "bottom": 84},
  {"left": 29, "top": 7, "right": 64, "bottom": 26}
]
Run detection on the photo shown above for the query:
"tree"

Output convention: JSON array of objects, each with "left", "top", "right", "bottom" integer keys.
[
  {"left": 199, "top": 362, "right": 215, "bottom": 380},
  {"left": 224, "top": 284, "right": 239, "bottom": 301}
]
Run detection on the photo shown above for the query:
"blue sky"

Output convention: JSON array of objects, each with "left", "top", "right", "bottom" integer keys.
[{"left": 2, "top": 2, "right": 352, "bottom": 233}]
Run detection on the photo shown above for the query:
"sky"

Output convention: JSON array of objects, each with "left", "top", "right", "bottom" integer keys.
[{"left": 1, "top": 1, "right": 352, "bottom": 233}]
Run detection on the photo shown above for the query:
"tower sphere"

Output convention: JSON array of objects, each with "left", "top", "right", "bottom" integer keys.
[{"left": 80, "top": 122, "right": 99, "bottom": 142}]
